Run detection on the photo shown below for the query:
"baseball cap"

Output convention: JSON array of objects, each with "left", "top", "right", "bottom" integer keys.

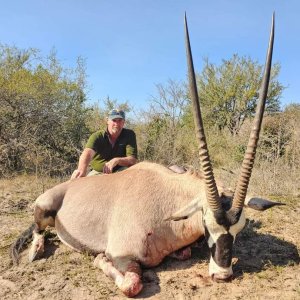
[{"left": 108, "top": 109, "right": 125, "bottom": 120}]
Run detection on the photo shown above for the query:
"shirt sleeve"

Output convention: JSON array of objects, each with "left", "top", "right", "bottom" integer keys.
[
  {"left": 126, "top": 130, "right": 138, "bottom": 158},
  {"left": 85, "top": 131, "right": 101, "bottom": 151}
]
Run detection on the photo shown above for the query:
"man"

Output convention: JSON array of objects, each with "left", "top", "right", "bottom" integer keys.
[{"left": 72, "top": 109, "right": 137, "bottom": 178}]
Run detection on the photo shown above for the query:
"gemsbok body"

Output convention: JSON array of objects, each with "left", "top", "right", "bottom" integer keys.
[{"left": 11, "top": 14, "right": 283, "bottom": 297}]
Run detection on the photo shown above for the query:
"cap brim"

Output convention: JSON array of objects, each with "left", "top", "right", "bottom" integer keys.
[{"left": 108, "top": 116, "right": 125, "bottom": 120}]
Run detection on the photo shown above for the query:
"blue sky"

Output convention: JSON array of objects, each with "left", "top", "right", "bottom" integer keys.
[{"left": 0, "top": 0, "right": 299, "bottom": 110}]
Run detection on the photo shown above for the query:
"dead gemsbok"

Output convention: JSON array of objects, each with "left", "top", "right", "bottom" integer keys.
[{"left": 11, "top": 13, "right": 283, "bottom": 297}]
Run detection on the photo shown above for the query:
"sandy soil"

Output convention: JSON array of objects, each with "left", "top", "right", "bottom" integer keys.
[{"left": 0, "top": 176, "right": 299, "bottom": 299}]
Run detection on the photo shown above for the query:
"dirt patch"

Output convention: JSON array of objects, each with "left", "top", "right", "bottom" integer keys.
[{"left": 0, "top": 176, "right": 299, "bottom": 299}]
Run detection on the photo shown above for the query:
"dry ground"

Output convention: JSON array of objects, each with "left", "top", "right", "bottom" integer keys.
[{"left": 0, "top": 175, "right": 299, "bottom": 300}]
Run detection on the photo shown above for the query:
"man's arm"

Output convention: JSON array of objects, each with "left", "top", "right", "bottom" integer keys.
[
  {"left": 103, "top": 156, "right": 137, "bottom": 174},
  {"left": 73, "top": 148, "right": 96, "bottom": 178}
]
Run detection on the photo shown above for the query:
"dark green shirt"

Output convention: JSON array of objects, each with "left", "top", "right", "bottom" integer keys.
[{"left": 85, "top": 128, "right": 137, "bottom": 172}]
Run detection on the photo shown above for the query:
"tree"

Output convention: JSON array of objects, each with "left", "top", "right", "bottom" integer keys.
[
  {"left": 0, "top": 45, "right": 90, "bottom": 177},
  {"left": 138, "top": 80, "right": 193, "bottom": 165},
  {"left": 258, "top": 104, "right": 300, "bottom": 165},
  {"left": 195, "top": 54, "right": 284, "bottom": 135}
]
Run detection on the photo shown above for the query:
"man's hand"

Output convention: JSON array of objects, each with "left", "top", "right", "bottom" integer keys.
[
  {"left": 70, "top": 169, "right": 85, "bottom": 179},
  {"left": 103, "top": 158, "right": 119, "bottom": 174},
  {"left": 73, "top": 148, "right": 95, "bottom": 178}
]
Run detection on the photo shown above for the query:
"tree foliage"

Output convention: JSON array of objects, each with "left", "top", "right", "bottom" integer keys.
[
  {"left": 195, "top": 54, "right": 284, "bottom": 135},
  {"left": 138, "top": 80, "right": 195, "bottom": 165},
  {"left": 0, "top": 45, "right": 90, "bottom": 177},
  {"left": 258, "top": 104, "right": 300, "bottom": 165}
]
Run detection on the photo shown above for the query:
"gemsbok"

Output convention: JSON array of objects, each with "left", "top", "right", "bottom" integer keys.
[{"left": 11, "top": 13, "right": 283, "bottom": 297}]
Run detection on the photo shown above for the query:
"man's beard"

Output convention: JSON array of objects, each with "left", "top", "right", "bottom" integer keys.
[{"left": 111, "top": 127, "right": 120, "bottom": 134}]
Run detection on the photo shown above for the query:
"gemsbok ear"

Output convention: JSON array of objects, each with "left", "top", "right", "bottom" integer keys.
[
  {"left": 245, "top": 197, "right": 286, "bottom": 211},
  {"left": 164, "top": 197, "right": 203, "bottom": 221}
]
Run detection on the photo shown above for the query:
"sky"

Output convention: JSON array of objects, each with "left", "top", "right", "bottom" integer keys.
[{"left": 0, "top": 0, "right": 299, "bottom": 111}]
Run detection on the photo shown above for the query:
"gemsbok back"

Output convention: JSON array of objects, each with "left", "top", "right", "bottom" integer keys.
[{"left": 10, "top": 13, "right": 284, "bottom": 297}]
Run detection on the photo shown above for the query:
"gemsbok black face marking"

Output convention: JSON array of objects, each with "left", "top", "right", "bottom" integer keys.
[
  {"left": 212, "top": 234, "right": 234, "bottom": 268},
  {"left": 10, "top": 13, "right": 281, "bottom": 298}
]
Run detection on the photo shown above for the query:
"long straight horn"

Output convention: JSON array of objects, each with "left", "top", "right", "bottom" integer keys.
[
  {"left": 184, "top": 13, "right": 221, "bottom": 212},
  {"left": 231, "top": 13, "right": 275, "bottom": 211}
]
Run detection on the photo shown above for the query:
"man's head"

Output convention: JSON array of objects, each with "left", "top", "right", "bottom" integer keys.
[{"left": 107, "top": 109, "right": 125, "bottom": 136}]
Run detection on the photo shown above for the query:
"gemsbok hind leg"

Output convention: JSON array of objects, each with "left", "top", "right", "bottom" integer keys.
[
  {"left": 169, "top": 245, "right": 192, "bottom": 260},
  {"left": 28, "top": 225, "right": 45, "bottom": 262},
  {"left": 28, "top": 205, "right": 57, "bottom": 262},
  {"left": 10, "top": 206, "right": 55, "bottom": 264},
  {"left": 10, "top": 181, "right": 68, "bottom": 264},
  {"left": 28, "top": 190, "right": 61, "bottom": 262},
  {"left": 93, "top": 253, "right": 143, "bottom": 297},
  {"left": 10, "top": 199, "right": 58, "bottom": 264}
]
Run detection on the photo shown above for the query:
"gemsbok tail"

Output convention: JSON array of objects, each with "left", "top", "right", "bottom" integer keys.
[{"left": 10, "top": 223, "right": 35, "bottom": 265}]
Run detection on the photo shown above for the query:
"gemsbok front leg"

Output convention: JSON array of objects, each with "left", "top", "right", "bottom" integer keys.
[{"left": 93, "top": 253, "right": 143, "bottom": 297}]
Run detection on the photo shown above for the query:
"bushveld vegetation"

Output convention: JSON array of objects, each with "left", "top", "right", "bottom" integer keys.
[{"left": 0, "top": 44, "right": 299, "bottom": 197}]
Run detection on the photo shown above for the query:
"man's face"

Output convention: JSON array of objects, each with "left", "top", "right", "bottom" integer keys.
[{"left": 107, "top": 118, "right": 125, "bottom": 136}]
